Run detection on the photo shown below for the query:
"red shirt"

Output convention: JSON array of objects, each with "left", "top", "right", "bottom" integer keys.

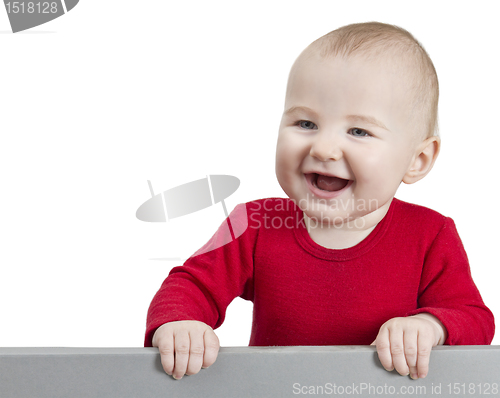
[{"left": 145, "top": 198, "right": 494, "bottom": 347}]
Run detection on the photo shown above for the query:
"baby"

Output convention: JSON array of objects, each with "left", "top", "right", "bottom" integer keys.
[{"left": 145, "top": 22, "right": 494, "bottom": 381}]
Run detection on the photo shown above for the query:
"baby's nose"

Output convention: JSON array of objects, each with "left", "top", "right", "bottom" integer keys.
[{"left": 309, "top": 132, "right": 343, "bottom": 161}]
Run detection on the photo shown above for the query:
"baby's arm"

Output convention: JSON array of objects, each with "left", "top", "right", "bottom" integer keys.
[
  {"left": 145, "top": 204, "right": 255, "bottom": 377},
  {"left": 372, "top": 217, "right": 494, "bottom": 379},
  {"left": 152, "top": 321, "right": 220, "bottom": 380},
  {"left": 372, "top": 313, "right": 446, "bottom": 380}
]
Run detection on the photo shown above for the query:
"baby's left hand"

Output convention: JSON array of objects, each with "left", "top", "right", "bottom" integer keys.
[{"left": 371, "top": 313, "right": 447, "bottom": 380}]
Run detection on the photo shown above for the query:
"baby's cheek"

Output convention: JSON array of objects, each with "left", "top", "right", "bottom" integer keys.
[
  {"left": 275, "top": 149, "right": 287, "bottom": 174},
  {"left": 276, "top": 142, "right": 296, "bottom": 173},
  {"left": 275, "top": 150, "right": 292, "bottom": 186}
]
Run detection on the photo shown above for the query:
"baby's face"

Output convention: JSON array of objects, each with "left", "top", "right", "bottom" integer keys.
[{"left": 276, "top": 52, "right": 423, "bottom": 225}]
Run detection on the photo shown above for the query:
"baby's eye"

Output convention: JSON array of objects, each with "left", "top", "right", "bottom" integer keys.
[
  {"left": 349, "top": 127, "right": 371, "bottom": 137},
  {"left": 297, "top": 120, "right": 317, "bottom": 130}
]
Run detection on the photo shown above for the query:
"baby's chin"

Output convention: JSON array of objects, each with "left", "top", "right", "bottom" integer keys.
[{"left": 302, "top": 206, "right": 358, "bottom": 219}]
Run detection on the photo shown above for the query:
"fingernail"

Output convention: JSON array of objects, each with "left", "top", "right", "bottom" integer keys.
[
  {"left": 172, "top": 375, "right": 182, "bottom": 380},
  {"left": 410, "top": 373, "right": 418, "bottom": 379}
]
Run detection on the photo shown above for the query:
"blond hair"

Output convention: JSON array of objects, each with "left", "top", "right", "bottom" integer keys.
[{"left": 304, "top": 22, "right": 439, "bottom": 138}]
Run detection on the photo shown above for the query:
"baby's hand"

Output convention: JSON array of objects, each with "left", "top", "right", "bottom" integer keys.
[
  {"left": 371, "top": 313, "right": 446, "bottom": 380},
  {"left": 152, "top": 320, "right": 220, "bottom": 380}
]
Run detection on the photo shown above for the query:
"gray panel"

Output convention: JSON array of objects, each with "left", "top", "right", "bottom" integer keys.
[{"left": 0, "top": 346, "right": 499, "bottom": 397}]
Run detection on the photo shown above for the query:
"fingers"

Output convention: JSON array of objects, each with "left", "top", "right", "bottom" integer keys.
[
  {"left": 374, "top": 325, "right": 394, "bottom": 372},
  {"left": 172, "top": 330, "right": 191, "bottom": 379},
  {"left": 375, "top": 323, "right": 410, "bottom": 375},
  {"left": 389, "top": 330, "right": 409, "bottom": 377},
  {"left": 153, "top": 321, "right": 220, "bottom": 380},
  {"left": 153, "top": 324, "right": 175, "bottom": 376},
  {"left": 375, "top": 317, "right": 435, "bottom": 379},
  {"left": 403, "top": 329, "right": 418, "bottom": 379},
  {"left": 202, "top": 327, "right": 220, "bottom": 369},
  {"left": 416, "top": 331, "right": 432, "bottom": 379},
  {"left": 184, "top": 328, "right": 209, "bottom": 376}
]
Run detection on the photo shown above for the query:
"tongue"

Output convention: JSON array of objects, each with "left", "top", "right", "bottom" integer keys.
[{"left": 316, "top": 175, "right": 348, "bottom": 191}]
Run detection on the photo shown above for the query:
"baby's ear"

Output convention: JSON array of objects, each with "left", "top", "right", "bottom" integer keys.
[{"left": 403, "top": 136, "right": 441, "bottom": 184}]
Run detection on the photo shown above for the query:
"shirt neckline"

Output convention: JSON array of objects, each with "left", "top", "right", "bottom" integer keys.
[{"left": 291, "top": 198, "right": 397, "bottom": 261}]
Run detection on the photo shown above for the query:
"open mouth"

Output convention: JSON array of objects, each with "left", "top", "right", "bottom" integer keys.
[{"left": 308, "top": 173, "right": 350, "bottom": 192}]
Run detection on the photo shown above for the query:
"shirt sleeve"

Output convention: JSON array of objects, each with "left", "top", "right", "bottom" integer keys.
[
  {"left": 406, "top": 217, "right": 495, "bottom": 345},
  {"left": 144, "top": 203, "right": 256, "bottom": 347}
]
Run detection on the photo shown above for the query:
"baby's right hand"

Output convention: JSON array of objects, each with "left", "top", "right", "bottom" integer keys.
[{"left": 152, "top": 320, "right": 220, "bottom": 380}]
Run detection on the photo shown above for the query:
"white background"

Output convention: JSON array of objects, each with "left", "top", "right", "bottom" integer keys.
[{"left": 0, "top": 1, "right": 498, "bottom": 347}]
